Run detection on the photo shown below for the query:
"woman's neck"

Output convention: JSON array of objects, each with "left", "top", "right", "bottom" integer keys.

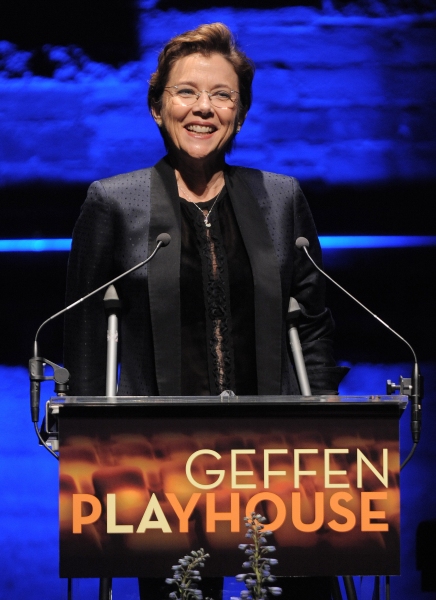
[{"left": 172, "top": 156, "right": 226, "bottom": 203}]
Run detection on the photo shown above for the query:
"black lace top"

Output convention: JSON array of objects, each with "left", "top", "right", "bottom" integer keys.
[{"left": 180, "top": 188, "right": 257, "bottom": 396}]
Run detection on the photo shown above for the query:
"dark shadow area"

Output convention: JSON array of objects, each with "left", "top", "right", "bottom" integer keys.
[
  {"left": 2, "top": 179, "right": 435, "bottom": 238},
  {"left": 304, "top": 179, "right": 436, "bottom": 236},
  {"left": 0, "top": 0, "right": 139, "bottom": 65},
  {"left": 152, "top": 0, "right": 433, "bottom": 11},
  {"left": 1, "top": 180, "right": 434, "bottom": 366},
  {"left": 156, "top": 0, "right": 322, "bottom": 8},
  {"left": 416, "top": 520, "right": 436, "bottom": 592},
  {"left": 323, "top": 246, "right": 435, "bottom": 364},
  {"left": 330, "top": 0, "right": 435, "bottom": 14},
  {"left": 1, "top": 252, "right": 68, "bottom": 366},
  {"left": 0, "top": 182, "right": 88, "bottom": 238}
]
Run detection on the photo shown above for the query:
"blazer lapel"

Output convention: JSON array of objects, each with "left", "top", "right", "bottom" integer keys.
[
  {"left": 225, "top": 167, "right": 282, "bottom": 395},
  {"left": 148, "top": 157, "right": 181, "bottom": 395}
]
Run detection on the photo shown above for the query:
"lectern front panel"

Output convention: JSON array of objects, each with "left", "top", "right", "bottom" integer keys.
[{"left": 55, "top": 397, "right": 403, "bottom": 578}]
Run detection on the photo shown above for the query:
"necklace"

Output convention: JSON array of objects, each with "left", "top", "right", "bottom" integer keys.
[
  {"left": 193, "top": 186, "right": 224, "bottom": 228},
  {"left": 178, "top": 181, "right": 225, "bottom": 228}
]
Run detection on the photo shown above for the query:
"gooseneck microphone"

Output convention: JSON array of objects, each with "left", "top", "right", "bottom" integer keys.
[
  {"left": 295, "top": 236, "right": 423, "bottom": 464},
  {"left": 33, "top": 233, "right": 171, "bottom": 356},
  {"left": 29, "top": 234, "right": 171, "bottom": 435}
]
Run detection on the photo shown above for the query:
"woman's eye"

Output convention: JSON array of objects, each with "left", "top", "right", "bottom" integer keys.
[
  {"left": 177, "top": 88, "right": 197, "bottom": 97},
  {"left": 213, "top": 91, "right": 232, "bottom": 100}
]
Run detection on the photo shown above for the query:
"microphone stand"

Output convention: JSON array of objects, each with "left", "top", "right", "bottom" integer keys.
[
  {"left": 295, "top": 236, "right": 423, "bottom": 467},
  {"left": 28, "top": 234, "right": 171, "bottom": 600},
  {"left": 287, "top": 298, "right": 357, "bottom": 600},
  {"left": 98, "top": 285, "right": 121, "bottom": 600},
  {"left": 286, "top": 298, "right": 311, "bottom": 396},
  {"left": 104, "top": 285, "right": 121, "bottom": 398},
  {"left": 29, "top": 234, "right": 171, "bottom": 448},
  {"left": 294, "top": 235, "right": 424, "bottom": 600}
]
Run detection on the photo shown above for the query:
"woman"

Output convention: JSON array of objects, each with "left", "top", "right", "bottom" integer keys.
[{"left": 64, "top": 22, "right": 347, "bottom": 599}]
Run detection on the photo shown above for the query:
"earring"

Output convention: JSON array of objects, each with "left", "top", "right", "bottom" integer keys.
[{"left": 236, "top": 125, "right": 241, "bottom": 133}]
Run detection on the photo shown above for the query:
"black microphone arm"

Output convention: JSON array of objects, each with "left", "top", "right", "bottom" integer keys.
[
  {"left": 29, "top": 233, "right": 171, "bottom": 433},
  {"left": 295, "top": 236, "right": 423, "bottom": 461}
]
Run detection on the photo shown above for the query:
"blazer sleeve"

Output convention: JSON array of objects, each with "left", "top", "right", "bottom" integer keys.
[
  {"left": 64, "top": 181, "right": 116, "bottom": 396},
  {"left": 290, "top": 181, "right": 348, "bottom": 394}
]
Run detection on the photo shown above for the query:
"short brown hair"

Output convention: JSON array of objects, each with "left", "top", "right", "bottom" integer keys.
[{"left": 148, "top": 23, "right": 255, "bottom": 119}]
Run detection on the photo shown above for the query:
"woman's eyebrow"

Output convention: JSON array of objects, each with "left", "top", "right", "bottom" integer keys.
[{"left": 172, "top": 80, "right": 233, "bottom": 89}]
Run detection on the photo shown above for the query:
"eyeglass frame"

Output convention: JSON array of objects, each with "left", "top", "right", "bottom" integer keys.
[{"left": 164, "top": 85, "right": 240, "bottom": 109}]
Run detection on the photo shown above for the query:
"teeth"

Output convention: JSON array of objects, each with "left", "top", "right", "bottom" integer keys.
[{"left": 186, "top": 125, "right": 214, "bottom": 133}]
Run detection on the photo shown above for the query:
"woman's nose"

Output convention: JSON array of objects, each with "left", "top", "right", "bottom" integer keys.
[{"left": 194, "top": 90, "right": 214, "bottom": 112}]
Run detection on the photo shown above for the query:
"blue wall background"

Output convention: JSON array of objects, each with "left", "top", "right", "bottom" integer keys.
[
  {"left": 1, "top": 1, "right": 435, "bottom": 598},
  {"left": 1, "top": 5, "right": 435, "bottom": 184}
]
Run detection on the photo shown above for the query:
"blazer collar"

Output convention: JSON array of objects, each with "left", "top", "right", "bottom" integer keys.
[
  {"left": 225, "top": 166, "right": 282, "bottom": 394},
  {"left": 148, "top": 157, "right": 182, "bottom": 395}
]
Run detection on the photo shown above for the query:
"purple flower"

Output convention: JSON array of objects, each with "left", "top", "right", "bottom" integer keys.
[{"left": 268, "top": 587, "right": 282, "bottom": 596}]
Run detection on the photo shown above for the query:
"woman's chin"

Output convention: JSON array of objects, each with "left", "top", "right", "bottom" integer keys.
[
  {"left": 174, "top": 140, "right": 233, "bottom": 166},
  {"left": 175, "top": 146, "right": 223, "bottom": 165}
]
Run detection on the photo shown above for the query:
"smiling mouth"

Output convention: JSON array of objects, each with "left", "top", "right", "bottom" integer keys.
[{"left": 185, "top": 125, "right": 215, "bottom": 134}]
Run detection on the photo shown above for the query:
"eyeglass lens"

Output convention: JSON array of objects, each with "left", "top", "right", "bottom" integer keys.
[{"left": 169, "top": 87, "right": 236, "bottom": 108}]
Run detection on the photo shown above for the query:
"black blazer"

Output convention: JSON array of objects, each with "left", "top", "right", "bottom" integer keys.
[{"left": 64, "top": 157, "right": 347, "bottom": 397}]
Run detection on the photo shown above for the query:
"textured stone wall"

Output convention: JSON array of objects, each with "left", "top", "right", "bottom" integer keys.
[{"left": 1, "top": 5, "right": 435, "bottom": 185}]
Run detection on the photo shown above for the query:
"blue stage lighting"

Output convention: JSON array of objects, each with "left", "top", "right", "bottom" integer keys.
[
  {"left": 0, "top": 239, "right": 72, "bottom": 252},
  {"left": 320, "top": 236, "right": 436, "bottom": 249},
  {"left": 2, "top": 236, "right": 436, "bottom": 252}
]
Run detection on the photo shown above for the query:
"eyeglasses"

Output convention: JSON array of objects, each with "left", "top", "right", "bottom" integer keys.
[{"left": 164, "top": 85, "right": 239, "bottom": 109}]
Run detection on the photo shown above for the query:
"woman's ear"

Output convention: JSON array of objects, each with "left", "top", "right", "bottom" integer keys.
[
  {"left": 236, "top": 110, "right": 246, "bottom": 133},
  {"left": 236, "top": 118, "right": 244, "bottom": 133},
  {"left": 151, "top": 103, "right": 162, "bottom": 127}
]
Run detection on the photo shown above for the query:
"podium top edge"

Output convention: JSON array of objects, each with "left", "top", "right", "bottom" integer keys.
[{"left": 48, "top": 395, "right": 408, "bottom": 409}]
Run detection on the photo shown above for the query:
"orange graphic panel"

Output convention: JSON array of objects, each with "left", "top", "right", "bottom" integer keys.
[{"left": 59, "top": 414, "right": 400, "bottom": 578}]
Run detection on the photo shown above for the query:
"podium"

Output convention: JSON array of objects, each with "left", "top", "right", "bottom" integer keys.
[{"left": 47, "top": 394, "right": 406, "bottom": 581}]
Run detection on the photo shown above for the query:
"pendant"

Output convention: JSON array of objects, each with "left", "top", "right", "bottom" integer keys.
[{"left": 205, "top": 221, "right": 211, "bottom": 228}]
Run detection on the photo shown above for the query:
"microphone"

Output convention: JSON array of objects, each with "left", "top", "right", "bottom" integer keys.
[
  {"left": 295, "top": 236, "right": 423, "bottom": 453},
  {"left": 29, "top": 234, "right": 171, "bottom": 426},
  {"left": 156, "top": 232, "right": 171, "bottom": 247},
  {"left": 295, "top": 237, "right": 310, "bottom": 250}
]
